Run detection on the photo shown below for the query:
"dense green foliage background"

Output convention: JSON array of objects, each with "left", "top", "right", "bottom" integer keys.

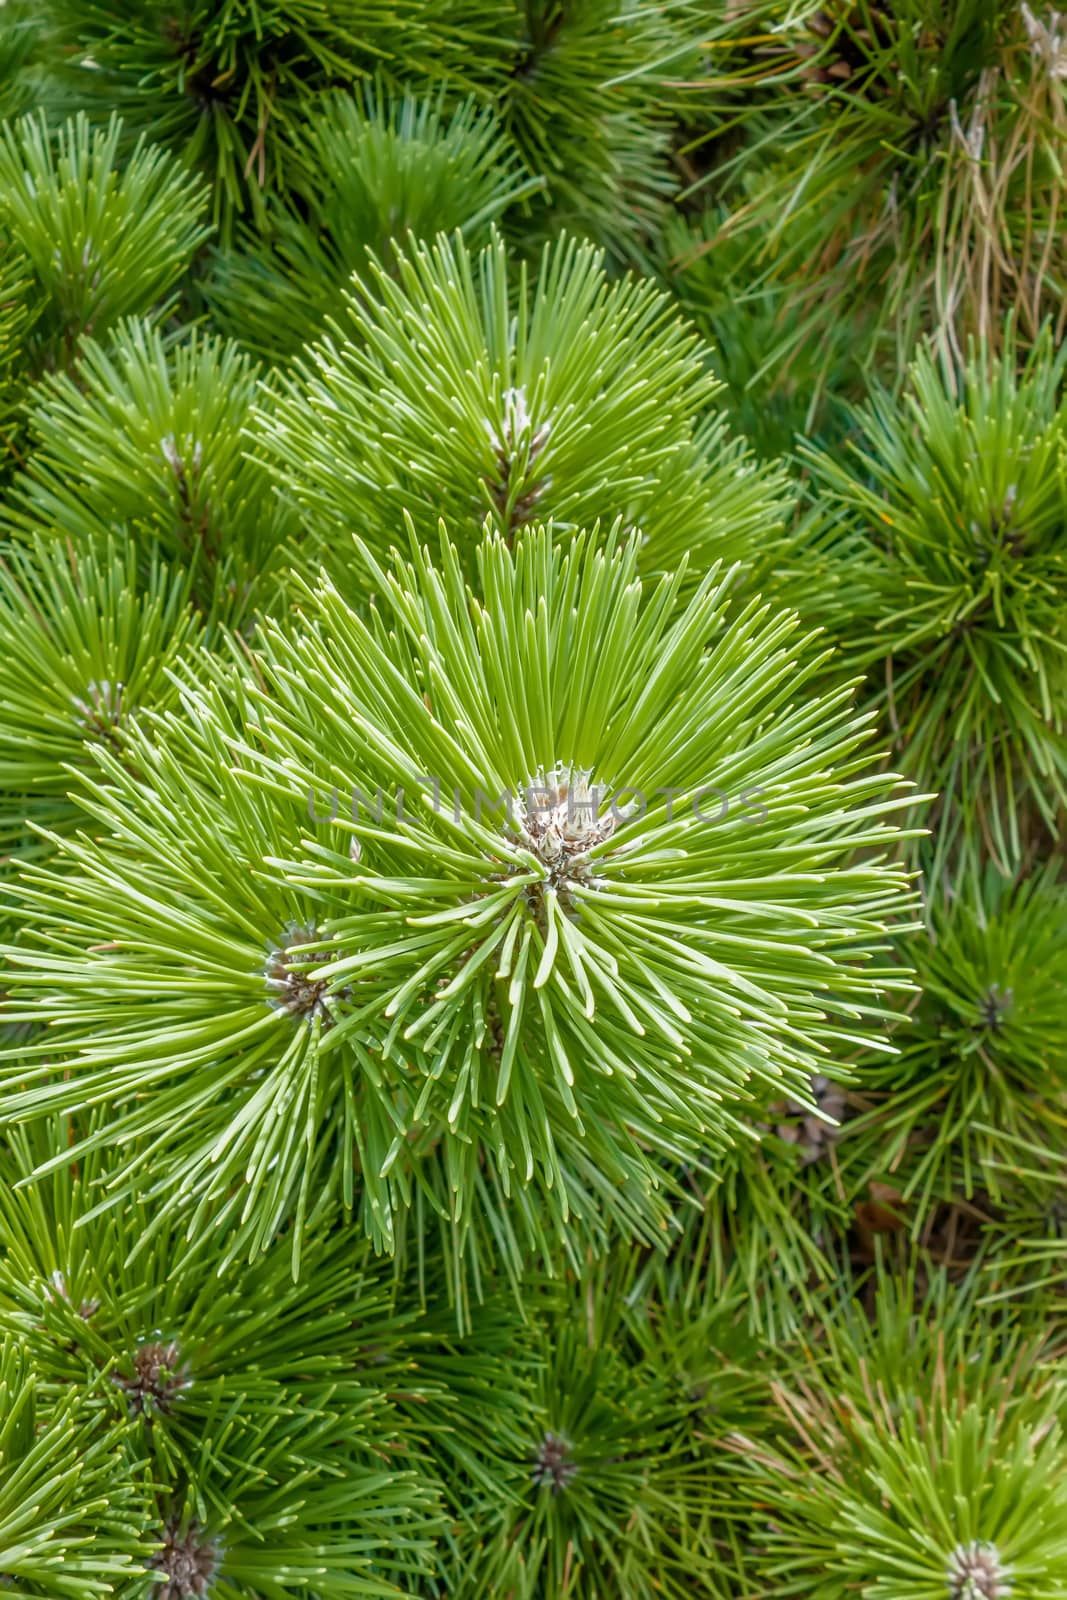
[{"left": 0, "top": 3, "right": 1065, "bottom": 1596}]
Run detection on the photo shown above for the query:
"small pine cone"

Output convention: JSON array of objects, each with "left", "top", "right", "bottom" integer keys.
[
  {"left": 532, "top": 1432, "right": 580, "bottom": 1493},
  {"left": 150, "top": 1519, "right": 220, "bottom": 1599},
  {"left": 113, "top": 1340, "right": 188, "bottom": 1416},
  {"left": 946, "top": 1540, "right": 1012, "bottom": 1600}
]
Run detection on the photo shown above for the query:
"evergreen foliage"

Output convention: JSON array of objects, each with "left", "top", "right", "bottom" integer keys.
[
  {"left": 0, "top": 2, "right": 49, "bottom": 126},
  {"left": 0, "top": 112, "right": 209, "bottom": 371},
  {"left": 0, "top": 1336, "right": 153, "bottom": 1596},
  {"left": 495, "top": 0, "right": 702, "bottom": 262},
  {"left": 692, "top": 0, "right": 1067, "bottom": 373},
  {"left": 417, "top": 1255, "right": 757, "bottom": 1599},
  {"left": 0, "top": 537, "right": 200, "bottom": 856},
  {"left": 739, "top": 1264, "right": 1067, "bottom": 1599},
  {"left": 5, "top": 320, "right": 294, "bottom": 617},
  {"left": 0, "top": 5, "right": 1065, "bottom": 1595},
  {"left": 0, "top": 524, "right": 918, "bottom": 1289},
  {"left": 0, "top": 1122, "right": 443, "bottom": 1598},
  {"left": 807, "top": 328, "right": 1067, "bottom": 890},
  {"left": 262, "top": 229, "right": 794, "bottom": 586},
  {"left": 206, "top": 87, "right": 541, "bottom": 364},
  {"left": 847, "top": 866, "right": 1067, "bottom": 1219},
  {"left": 39, "top": 0, "right": 518, "bottom": 236}
]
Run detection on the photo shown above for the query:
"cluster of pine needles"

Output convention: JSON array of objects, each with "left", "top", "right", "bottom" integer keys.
[{"left": 0, "top": 2, "right": 1066, "bottom": 1596}]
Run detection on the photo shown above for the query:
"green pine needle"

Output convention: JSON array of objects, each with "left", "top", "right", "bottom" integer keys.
[
  {"left": 0, "top": 112, "right": 210, "bottom": 371},
  {"left": 206, "top": 84, "right": 542, "bottom": 365},
  {"left": 804, "top": 325, "right": 1067, "bottom": 891},
  {"left": 0, "top": 536, "right": 202, "bottom": 857},
  {"left": 738, "top": 1261, "right": 1067, "bottom": 1600},
  {"left": 261, "top": 227, "right": 794, "bottom": 588},
  {"left": 0, "top": 520, "right": 920, "bottom": 1286},
  {"left": 6, "top": 319, "right": 295, "bottom": 620}
]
